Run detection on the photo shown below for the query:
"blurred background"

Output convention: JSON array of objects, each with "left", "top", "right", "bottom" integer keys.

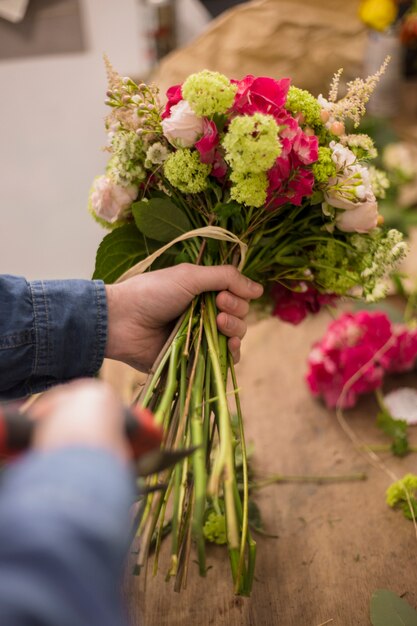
[{"left": 1, "top": 0, "right": 416, "bottom": 279}]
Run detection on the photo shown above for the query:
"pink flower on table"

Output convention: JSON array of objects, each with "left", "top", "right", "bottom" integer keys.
[
  {"left": 306, "top": 311, "right": 392, "bottom": 408},
  {"left": 382, "top": 326, "right": 417, "bottom": 373},
  {"left": 231, "top": 75, "right": 291, "bottom": 117},
  {"left": 271, "top": 283, "right": 336, "bottom": 325},
  {"left": 161, "top": 100, "right": 204, "bottom": 148},
  {"left": 161, "top": 84, "right": 183, "bottom": 119},
  {"left": 195, "top": 119, "right": 219, "bottom": 164},
  {"left": 90, "top": 175, "right": 137, "bottom": 224}
]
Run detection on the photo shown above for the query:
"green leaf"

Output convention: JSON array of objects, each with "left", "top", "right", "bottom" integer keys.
[
  {"left": 214, "top": 201, "right": 241, "bottom": 219},
  {"left": 92, "top": 223, "right": 163, "bottom": 284},
  {"left": 132, "top": 197, "right": 191, "bottom": 243},
  {"left": 376, "top": 409, "right": 409, "bottom": 458},
  {"left": 370, "top": 589, "right": 417, "bottom": 625},
  {"left": 248, "top": 500, "right": 263, "bottom": 533}
]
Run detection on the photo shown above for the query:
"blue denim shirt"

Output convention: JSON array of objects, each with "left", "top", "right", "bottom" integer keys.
[
  {"left": 0, "top": 275, "right": 107, "bottom": 399},
  {"left": 0, "top": 275, "right": 135, "bottom": 625},
  {"left": 0, "top": 447, "right": 135, "bottom": 626}
]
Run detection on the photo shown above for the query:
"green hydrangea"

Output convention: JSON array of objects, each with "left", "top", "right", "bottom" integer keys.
[
  {"left": 386, "top": 473, "right": 417, "bottom": 520},
  {"left": 163, "top": 148, "right": 211, "bottom": 193},
  {"left": 223, "top": 113, "right": 281, "bottom": 174},
  {"left": 312, "top": 147, "right": 337, "bottom": 185},
  {"left": 203, "top": 512, "right": 227, "bottom": 545},
  {"left": 285, "top": 86, "right": 322, "bottom": 128},
  {"left": 182, "top": 70, "right": 237, "bottom": 116},
  {"left": 230, "top": 170, "right": 268, "bottom": 207}
]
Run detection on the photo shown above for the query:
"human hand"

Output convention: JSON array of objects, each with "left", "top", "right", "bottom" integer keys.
[
  {"left": 31, "top": 380, "right": 128, "bottom": 460},
  {"left": 105, "top": 264, "right": 263, "bottom": 371}
]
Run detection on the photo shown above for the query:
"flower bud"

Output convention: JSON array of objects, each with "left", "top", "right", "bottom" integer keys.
[
  {"left": 330, "top": 121, "right": 345, "bottom": 136},
  {"left": 320, "top": 109, "right": 330, "bottom": 123}
]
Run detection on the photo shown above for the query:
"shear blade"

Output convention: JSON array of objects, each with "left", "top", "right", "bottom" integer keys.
[{"left": 136, "top": 446, "right": 198, "bottom": 476}]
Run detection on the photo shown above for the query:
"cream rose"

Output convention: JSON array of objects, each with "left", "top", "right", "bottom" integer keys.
[
  {"left": 334, "top": 195, "right": 379, "bottom": 233},
  {"left": 90, "top": 175, "right": 137, "bottom": 224},
  {"left": 161, "top": 100, "right": 204, "bottom": 148}
]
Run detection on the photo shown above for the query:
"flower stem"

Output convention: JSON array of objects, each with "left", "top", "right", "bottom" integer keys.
[{"left": 250, "top": 472, "right": 367, "bottom": 490}]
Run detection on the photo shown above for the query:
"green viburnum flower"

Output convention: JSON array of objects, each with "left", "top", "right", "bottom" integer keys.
[
  {"left": 312, "top": 147, "right": 337, "bottom": 185},
  {"left": 163, "top": 148, "right": 211, "bottom": 193},
  {"left": 223, "top": 113, "right": 281, "bottom": 174},
  {"left": 285, "top": 86, "right": 322, "bottom": 128},
  {"left": 230, "top": 170, "right": 268, "bottom": 207},
  {"left": 203, "top": 511, "right": 227, "bottom": 545},
  {"left": 182, "top": 69, "right": 237, "bottom": 117},
  {"left": 386, "top": 473, "right": 417, "bottom": 520},
  {"left": 310, "top": 228, "right": 407, "bottom": 301}
]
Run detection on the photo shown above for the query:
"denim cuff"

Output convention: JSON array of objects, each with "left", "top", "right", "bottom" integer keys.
[{"left": 28, "top": 279, "right": 108, "bottom": 384}]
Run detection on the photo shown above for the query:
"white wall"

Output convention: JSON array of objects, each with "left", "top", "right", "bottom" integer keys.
[{"left": 0, "top": 0, "right": 150, "bottom": 280}]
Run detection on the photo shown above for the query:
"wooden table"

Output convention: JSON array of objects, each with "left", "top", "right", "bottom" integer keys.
[{"left": 122, "top": 311, "right": 417, "bottom": 626}]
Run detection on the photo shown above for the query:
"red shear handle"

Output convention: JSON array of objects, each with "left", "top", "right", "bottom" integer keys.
[{"left": 123, "top": 406, "right": 163, "bottom": 459}]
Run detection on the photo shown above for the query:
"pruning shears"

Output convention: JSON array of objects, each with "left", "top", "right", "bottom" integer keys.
[{"left": 0, "top": 402, "right": 195, "bottom": 479}]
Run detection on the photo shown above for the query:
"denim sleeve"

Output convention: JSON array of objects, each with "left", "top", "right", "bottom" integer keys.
[
  {"left": 0, "top": 275, "right": 108, "bottom": 399},
  {"left": 0, "top": 447, "right": 135, "bottom": 626}
]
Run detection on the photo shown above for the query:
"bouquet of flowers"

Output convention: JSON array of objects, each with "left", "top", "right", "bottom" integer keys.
[{"left": 89, "top": 57, "right": 406, "bottom": 594}]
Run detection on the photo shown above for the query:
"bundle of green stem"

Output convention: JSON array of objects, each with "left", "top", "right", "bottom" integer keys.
[{"left": 135, "top": 286, "right": 255, "bottom": 595}]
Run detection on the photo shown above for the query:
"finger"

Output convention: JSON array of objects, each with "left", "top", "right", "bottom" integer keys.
[
  {"left": 216, "top": 312, "right": 247, "bottom": 339},
  {"left": 215, "top": 291, "right": 250, "bottom": 319},
  {"left": 179, "top": 265, "right": 263, "bottom": 301},
  {"left": 228, "top": 336, "right": 241, "bottom": 363}
]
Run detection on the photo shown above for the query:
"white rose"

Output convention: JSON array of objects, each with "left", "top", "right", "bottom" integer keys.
[
  {"left": 161, "top": 100, "right": 204, "bottom": 148},
  {"left": 335, "top": 195, "right": 379, "bottom": 233},
  {"left": 90, "top": 175, "right": 137, "bottom": 224}
]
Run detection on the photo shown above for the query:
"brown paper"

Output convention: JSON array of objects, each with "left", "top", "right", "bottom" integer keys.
[{"left": 151, "top": 0, "right": 365, "bottom": 99}]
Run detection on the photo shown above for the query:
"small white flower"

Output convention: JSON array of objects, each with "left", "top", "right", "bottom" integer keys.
[
  {"left": 330, "top": 141, "right": 356, "bottom": 170},
  {"left": 146, "top": 142, "right": 170, "bottom": 165}
]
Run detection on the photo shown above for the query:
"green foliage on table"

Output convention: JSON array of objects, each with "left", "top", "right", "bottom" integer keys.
[{"left": 370, "top": 589, "right": 417, "bottom": 625}]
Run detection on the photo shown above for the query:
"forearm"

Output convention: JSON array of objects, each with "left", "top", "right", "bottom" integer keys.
[
  {"left": 0, "top": 276, "right": 107, "bottom": 399},
  {"left": 0, "top": 447, "right": 135, "bottom": 626}
]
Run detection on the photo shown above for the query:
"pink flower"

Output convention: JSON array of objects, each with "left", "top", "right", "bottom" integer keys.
[
  {"left": 161, "top": 100, "right": 204, "bottom": 148},
  {"left": 90, "top": 176, "right": 138, "bottom": 224},
  {"left": 271, "top": 283, "right": 336, "bottom": 325},
  {"left": 292, "top": 129, "right": 319, "bottom": 165},
  {"left": 306, "top": 311, "right": 393, "bottom": 408},
  {"left": 382, "top": 326, "right": 417, "bottom": 373},
  {"left": 232, "top": 75, "right": 291, "bottom": 117},
  {"left": 161, "top": 84, "right": 183, "bottom": 119},
  {"left": 265, "top": 112, "right": 318, "bottom": 209},
  {"left": 211, "top": 151, "right": 228, "bottom": 179},
  {"left": 195, "top": 119, "right": 219, "bottom": 164}
]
